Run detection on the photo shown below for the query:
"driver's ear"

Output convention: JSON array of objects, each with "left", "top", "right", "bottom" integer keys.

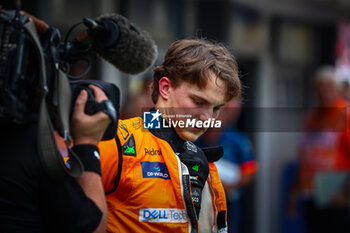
[{"left": 158, "top": 77, "right": 171, "bottom": 100}]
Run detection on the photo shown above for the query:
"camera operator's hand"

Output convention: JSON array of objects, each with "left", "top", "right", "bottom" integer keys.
[
  {"left": 70, "top": 85, "right": 110, "bottom": 233},
  {"left": 71, "top": 85, "right": 112, "bottom": 146}
]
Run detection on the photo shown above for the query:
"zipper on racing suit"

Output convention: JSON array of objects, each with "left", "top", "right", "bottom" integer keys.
[{"left": 181, "top": 162, "right": 199, "bottom": 233}]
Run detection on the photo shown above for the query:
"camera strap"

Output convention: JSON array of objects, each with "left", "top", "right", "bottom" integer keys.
[{"left": 24, "top": 19, "right": 84, "bottom": 180}]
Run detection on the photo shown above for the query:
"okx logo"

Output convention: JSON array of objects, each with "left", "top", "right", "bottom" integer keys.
[{"left": 143, "top": 110, "right": 161, "bottom": 129}]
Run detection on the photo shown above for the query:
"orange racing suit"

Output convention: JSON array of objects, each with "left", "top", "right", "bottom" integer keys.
[{"left": 99, "top": 116, "right": 227, "bottom": 233}]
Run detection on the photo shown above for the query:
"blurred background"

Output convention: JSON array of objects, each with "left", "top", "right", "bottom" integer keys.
[{"left": 2, "top": 0, "right": 350, "bottom": 233}]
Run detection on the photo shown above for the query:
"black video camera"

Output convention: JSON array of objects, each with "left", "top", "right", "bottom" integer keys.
[{"left": 0, "top": 8, "right": 120, "bottom": 140}]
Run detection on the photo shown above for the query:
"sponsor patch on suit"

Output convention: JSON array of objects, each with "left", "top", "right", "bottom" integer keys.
[
  {"left": 141, "top": 162, "right": 170, "bottom": 179},
  {"left": 139, "top": 208, "right": 188, "bottom": 223}
]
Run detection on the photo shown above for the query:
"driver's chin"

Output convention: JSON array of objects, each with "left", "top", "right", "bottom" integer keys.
[{"left": 175, "top": 128, "right": 204, "bottom": 142}]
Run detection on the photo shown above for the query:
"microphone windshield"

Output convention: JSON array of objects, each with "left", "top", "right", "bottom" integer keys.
[{"left": 95, "top": 13, "right": 158, "bottom": 74}]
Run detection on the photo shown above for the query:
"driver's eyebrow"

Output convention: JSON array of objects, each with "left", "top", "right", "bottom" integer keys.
[
  {"left": 191, "top": 94, "right": 225, "bottom": 108},
  {"left": 191, "top": 94, "right": 209, "bottom": 104}
]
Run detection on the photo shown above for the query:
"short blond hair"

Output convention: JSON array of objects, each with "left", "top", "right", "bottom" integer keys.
[{"left": 152, "top": 39, "right": 241, "bottom": 104}]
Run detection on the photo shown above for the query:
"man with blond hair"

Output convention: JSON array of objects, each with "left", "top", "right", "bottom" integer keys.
[{"left": 99, "top": 39, "right": 241, "bottom": 233}]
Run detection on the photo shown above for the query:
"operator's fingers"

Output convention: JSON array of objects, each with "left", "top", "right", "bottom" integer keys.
[
  {"left": 88, "top": 85, "right": 108, "bottom": 102},
  {"left": 73, "top": 89, "right": 88, "bottom": 115}
]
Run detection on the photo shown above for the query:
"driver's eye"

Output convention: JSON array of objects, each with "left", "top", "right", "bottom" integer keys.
[{"left": 193, "top": 99, "right": 205, "bottom": 106}]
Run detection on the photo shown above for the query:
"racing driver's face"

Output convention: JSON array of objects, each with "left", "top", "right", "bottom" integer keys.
[{"left": 155, "top": 72, "right": 227, "bottom": 142}]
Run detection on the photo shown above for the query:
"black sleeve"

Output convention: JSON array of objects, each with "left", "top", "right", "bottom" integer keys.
[
  {"left": 0, "top": 123, "right": 102, "bottom": 233},
  {"left": 39, "top": 155, "right": 102, "bottom": 233}
]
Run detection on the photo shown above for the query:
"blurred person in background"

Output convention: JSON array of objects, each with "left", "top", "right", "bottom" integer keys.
[
  {"left": 339, "top": 80, "right": 350, "bottom": 104},
  {"left": 196, "top": 98, "right": 258, "bottom": 233},
  {"left": 335, "top": 67, "right": 350, "bottom": 105},
  {"left": 287, "top": 66, "right": 350, "bottom": 233}
]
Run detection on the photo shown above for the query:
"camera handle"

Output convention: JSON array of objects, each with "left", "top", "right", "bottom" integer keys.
[{"left": 24, "top": 19, "right": 84, "bottom": 180}]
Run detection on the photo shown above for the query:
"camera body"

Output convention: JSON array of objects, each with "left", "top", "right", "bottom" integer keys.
[
  {"left": 0, "top": 9, "right": 120, "bottom": 140},
  {"left": 0, "top": 10, "right": 41, "bottom": 124}
]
